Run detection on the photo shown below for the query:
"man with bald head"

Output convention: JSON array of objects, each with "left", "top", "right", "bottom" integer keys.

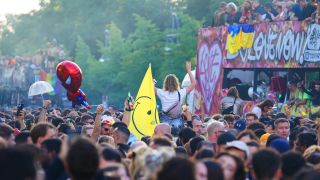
[{"left": 153, "top": 123, "right": 171, "bottom": 137}]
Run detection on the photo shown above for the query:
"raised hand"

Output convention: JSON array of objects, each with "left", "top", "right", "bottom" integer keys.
[
  {"left": 96, "top": 104, "right": 105, "bottom": 115},
  {"left": 43, "top": 100, "right": 51, "bottom": 109},
  {"left": 186, "top": 61, "right": 192, "bottom": 72}
]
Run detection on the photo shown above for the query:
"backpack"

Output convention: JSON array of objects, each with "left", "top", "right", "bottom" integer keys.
[
  {"left": 222, "top": 97, "right": 236, "bottom": 115},
  {"left": 165, "top": 91, "right": 182, "bottom": 119}
]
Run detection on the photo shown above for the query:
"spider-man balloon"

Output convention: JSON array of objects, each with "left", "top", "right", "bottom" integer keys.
[{"left": 56, "top": 61, "right": 91, "bottom": 109}]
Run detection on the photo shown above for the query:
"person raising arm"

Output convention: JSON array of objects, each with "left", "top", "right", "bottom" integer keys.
[
  {"left": 91, "top": 104, "right": 104, "bottom": 142},
  {"left": 154, "top": 61, "right": 196, "bottom": 112}
]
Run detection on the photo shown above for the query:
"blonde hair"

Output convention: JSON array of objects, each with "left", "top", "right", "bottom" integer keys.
[
  {"left": 131, "top": 147, "right": 175, "bottom": 179},
  {"left": 227, "top": 86, "right": 240, "bottom": 98},
  {"left": 303, "top": 145, "right": 320, "bottom": 160},
  {"left": 97, "top": 135, "right": 115, "bottom": 147},
  {"left": 226, "top": 2, "right": 238, "bottom": 13},
  {"left": 163, "top": 74, "right": 180, "bottom": 92}
]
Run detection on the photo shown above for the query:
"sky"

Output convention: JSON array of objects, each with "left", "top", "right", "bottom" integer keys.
[{"left": 0, "top": 0, "right": 40, "bottom": 21}]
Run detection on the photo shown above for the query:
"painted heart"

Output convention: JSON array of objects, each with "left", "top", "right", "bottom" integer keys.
[{"left": 197, "top": 42, "right": 222, "bottom": 113}]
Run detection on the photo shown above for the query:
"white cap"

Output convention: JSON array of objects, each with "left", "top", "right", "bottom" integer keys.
[{"left": 226, "top": 140, "right": 249, "bottom": 158}]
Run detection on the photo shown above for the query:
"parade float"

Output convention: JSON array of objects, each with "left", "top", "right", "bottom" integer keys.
[{"left": 194, "top": 20, "right": 320, "bottom": 117}]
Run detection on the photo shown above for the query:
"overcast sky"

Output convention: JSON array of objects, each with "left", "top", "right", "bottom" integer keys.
[{"left": 0, "top": 0, "right": 40, "bottom": 21}]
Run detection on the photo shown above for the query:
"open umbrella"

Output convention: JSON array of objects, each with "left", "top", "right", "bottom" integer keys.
[{"left": 28, "top": 81, "right": 54, "bottom": 98}]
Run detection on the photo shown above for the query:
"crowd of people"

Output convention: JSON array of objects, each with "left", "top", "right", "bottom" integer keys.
[
  {"left": 212, "top": 0, "right": 318, "bottom": 27},
  {"left": 0, "top": 42, "right": 66, "bottom": 107},
  {"left": 0, "top": 1, "right": 320, "bottom": 178},
  {"left": 220, "top": 79, "right": 320, "bottom": 119},
  {"left": 0, "top": 61, "right": 319, "bottom": 180}
]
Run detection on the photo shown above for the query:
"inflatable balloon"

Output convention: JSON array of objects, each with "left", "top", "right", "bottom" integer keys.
[
  {"left": 56, "top": 61, "right": 91, "bottom": 109},
  {"left": 67, "top": 89, "right": 91, "bottom": 109},
  {"left": 56, "top": 61, "right": 82, "bottom": 92}
]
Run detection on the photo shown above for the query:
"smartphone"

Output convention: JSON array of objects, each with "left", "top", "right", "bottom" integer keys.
[
  {"left": 127, "top": 92, "right": 134, "bottom": 110},
  {"left": 16, "top": 103, "right": 24, "bottom": 116}
]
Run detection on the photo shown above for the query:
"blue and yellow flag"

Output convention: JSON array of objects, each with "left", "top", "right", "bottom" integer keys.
[
  {"left": 227, "top": 25, "right": 242, "bottom": 54},
  {"left": 128, "top": 65, "right": 159, "bottom": 140},
  {"left": 241, "top": 24, "right": 254, "bottom": 48}
]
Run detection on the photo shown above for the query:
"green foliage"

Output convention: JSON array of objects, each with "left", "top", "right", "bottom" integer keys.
[
  {"left": 75, "top": 37, "right": 92, "bottom": 71},
  {"left": 97, "top": 22, "right": 129, "bottom": 105},
  {"left": 113, "top": 15, "right": 165, "bottom": 105},
  {"left": 0, "top": 0, "right": 204, "bottom": 107},
  {"left": 184, "top": 0, "right": 212, "bottom": 23},
  {"left": 161, "top": 13, "right": 202, "bottom": 79},
  {"left": 182, "top": 0, "right": 246, "bottom": 26}
]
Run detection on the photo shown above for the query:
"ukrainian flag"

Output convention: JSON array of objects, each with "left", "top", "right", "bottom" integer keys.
[
  {"left": 227, "top": 25, "right": 242, "bottom": 54},
  {"left": 241, "top": 24, "right": 254, "bottom": 48}
]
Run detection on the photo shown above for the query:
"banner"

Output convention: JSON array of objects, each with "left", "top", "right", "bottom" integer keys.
[
  {"left": 225, "top": 21, "right": 320, "bottom": 68},
  {"left": 196, "top": 21, "right": 320, "bottom": 115},
  {"left": 196, "top": 27, "right": 226, "bottom": 114},
  {"left": 128, "top": 65, "right": 159, "bottom": 140}
]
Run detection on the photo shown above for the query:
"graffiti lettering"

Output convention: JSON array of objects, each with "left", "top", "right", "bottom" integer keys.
[
  {"left": 197, "top": 42, "right": 222, "bottom": 113},
  {"left": 304, "top": 24, "right": 320, "bottom": 62},
  {"left": 226, "top": 24, "right": 320, "bottom": 64}
]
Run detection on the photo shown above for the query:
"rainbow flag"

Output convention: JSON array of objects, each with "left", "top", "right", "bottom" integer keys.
[
  {"left": 227, "top": 25, "right": 241, "bottom": 54},
  {"left": 241, "top": 24, "right": 254, "bottom": 48}
]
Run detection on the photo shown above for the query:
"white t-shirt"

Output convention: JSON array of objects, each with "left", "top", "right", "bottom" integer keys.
[
  {"left": 156, "top": 88, "right": 187, "bottom": 112},
  {"left": 251, "top": 106, "right": 262, "bottom": 119}
]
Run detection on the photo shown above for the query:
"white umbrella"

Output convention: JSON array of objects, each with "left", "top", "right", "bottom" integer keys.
[{"left": 28, "top": 81, "right": 54, "bottom": 98}]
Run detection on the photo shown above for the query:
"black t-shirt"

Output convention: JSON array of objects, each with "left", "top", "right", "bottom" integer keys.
[
  {"left": 253, "top": 5, "right": 266, "bottom": 15},
  {"left": 303, "top": 3, "right": 316, "bottom": 20},
  {"left": 234, "top": 11, "right": 241, "bottom": 24},
  {"left": 293, "top": 3, "right": 316, "bottom": 21},
  {"left": 225, "top": 12, "right": 236, "bottom": 25}
]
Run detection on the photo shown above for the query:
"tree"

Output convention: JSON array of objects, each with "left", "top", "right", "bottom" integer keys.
[
  {"left": 75, "top": 37, "right": 92, "bottom": 71},
  {"left": 184, "top": 0, "right": 212, "bottom": 23},
  {"left": 74, "top": 36, "right": 99, "bottom": 103},
  {"left": 115, "top": 15, "right": 164, "bottom": 99},
  {"left": 160, "top": 13, "right": 202, "bottom": 80},
  {"left": 0, "top": 0, "right": 212, "bottom": 106},
  {"left": 182, "top": 0, "right": 245, "bottom": 26},
  {"left": 96, "top": 22, "right": 129, "bottom": 106}
]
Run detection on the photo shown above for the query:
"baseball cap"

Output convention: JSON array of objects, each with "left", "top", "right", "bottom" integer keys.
[
  {"left": 101, "top": 115, "right": 115, "bottom": 125},
  {"left": 234, "top": 119, "right": 246, "bottom": 132},
  {"left": 270, "top": 138, "right": 290, "bottom": 153},
  {"left": 226, "top": 140, "right": 249, "bottom": 158}
]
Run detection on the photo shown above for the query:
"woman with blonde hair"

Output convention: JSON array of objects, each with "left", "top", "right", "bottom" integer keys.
[
  {"left": 222, "top": 2, "right": 239, "bottom": 25},
  {"left": 155, "top": 62, "right": 196, "bottom": 135}
]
